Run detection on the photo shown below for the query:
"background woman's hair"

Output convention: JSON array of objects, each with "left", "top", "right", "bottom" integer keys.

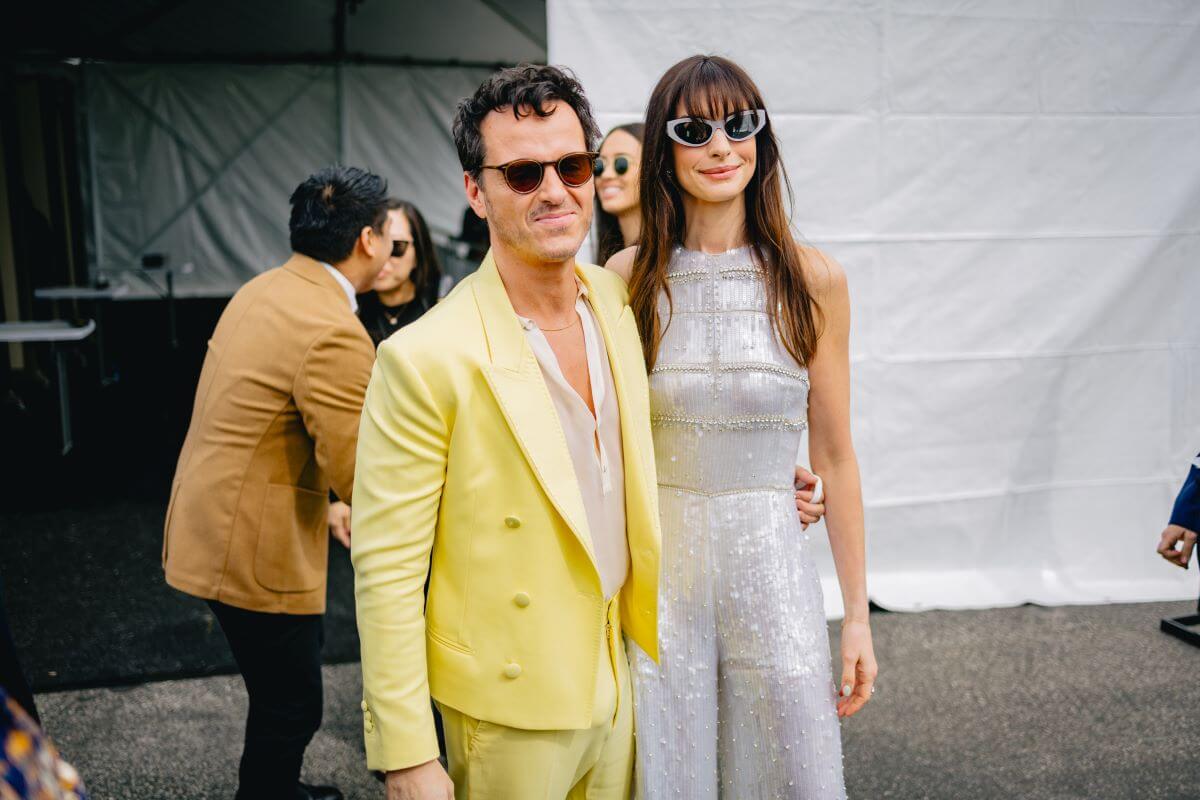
[
  {"left": 594, "top": 122, "right": 645, "bottom": 265},
  {"left": 388, "top": 198, "right": 442, "bottom": 306},
  {"left": 629, "top": 54, "right": 822, "bottom": 370}
]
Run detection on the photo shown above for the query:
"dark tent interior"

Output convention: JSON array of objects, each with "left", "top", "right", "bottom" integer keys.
[{"left": 1, "top": 0, "right": 546, "bottom": 692}]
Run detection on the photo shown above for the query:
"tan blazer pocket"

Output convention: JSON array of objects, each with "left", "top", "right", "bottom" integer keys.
[{"left": 253, "top": 483, "right": 328, "bottom": 593}]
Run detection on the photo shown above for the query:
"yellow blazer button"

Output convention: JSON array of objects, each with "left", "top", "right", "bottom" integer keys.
[
  {"left": 360, "top": 700, "right": 369, "bottom": 712},
  {"left": 514, "top": 592, "right": 531, "bottom": 608},
  {"left": 364, "top": 718, "right": 375, "bottom": 733},
  {"left": 503, "top": 663, "right": 522, "bottom": 679},
  {"left": 504, "top": 516, "right": 521, "bottom": 529}
]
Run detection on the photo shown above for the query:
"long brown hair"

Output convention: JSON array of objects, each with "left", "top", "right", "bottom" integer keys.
[
  {"left": 630, "top": 55, "right": 821, "bottom": 370},
  {"left": 594, "top": 122, "right": 645, "bottom": 264}
]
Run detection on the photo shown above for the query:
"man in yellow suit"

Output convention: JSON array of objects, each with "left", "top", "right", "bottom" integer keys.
[{"left": 351, "top": 66, "right": 660, "bottom": 800}]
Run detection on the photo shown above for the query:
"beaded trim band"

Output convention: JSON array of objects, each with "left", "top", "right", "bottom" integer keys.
[
  {"left": 668, "top": 266, "right": 763, "bottom": 285},
  {"left": 658, "top": 483, "right": 796, "bottom": 497},
  {"left": 651, "top": 362, "right": 810, "bottom": 383},
  {"left": 650, "top": 413, "right": 808, "bottom": 431}
]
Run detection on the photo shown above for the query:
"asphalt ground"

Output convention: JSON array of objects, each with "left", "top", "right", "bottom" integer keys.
[{"left": 34, "top": 600, "right": 1200, "bottom": 800}]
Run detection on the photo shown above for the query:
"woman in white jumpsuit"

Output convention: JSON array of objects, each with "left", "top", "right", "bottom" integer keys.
[{"left": 607, "top": 55, "right": 878, "bottom": 799}]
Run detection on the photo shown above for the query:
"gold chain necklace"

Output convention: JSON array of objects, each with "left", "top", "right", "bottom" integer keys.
[{"left": 540, "top": 315, "right": 580, "bottom": 333}]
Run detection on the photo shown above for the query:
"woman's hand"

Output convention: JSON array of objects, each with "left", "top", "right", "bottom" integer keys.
[
  {"left": 794, "top": 465, "right": 825, "bottom": 530},
  {"left": 836, "top": 620, "right": 877, "bottom": 718}
]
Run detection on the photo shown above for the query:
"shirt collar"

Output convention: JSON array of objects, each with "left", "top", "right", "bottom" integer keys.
[
  {"left": 321, "top": 262, "right": 358, "bottom": 313},
  {"left": 516, "top": 279, "right": 588, "bottom": 332}
]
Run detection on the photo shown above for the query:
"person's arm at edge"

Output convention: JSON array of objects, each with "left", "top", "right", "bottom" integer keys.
[
  {"left": 1158, "top": 455, "right": 1200, "bottom": 568},
  {"left": 1169, "top": 456, "right": 1200, "bottom": 535},
  {"left": 351, "top": 336, "right": 448, "bottom": 773}
]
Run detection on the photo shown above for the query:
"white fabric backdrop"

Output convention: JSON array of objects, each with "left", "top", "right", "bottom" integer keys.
[
  {"left": 549, "top": 0, "right": 1200, "bottom": 615},
  {"left": 84, "top": 62, "right": 491, "bottom": 296}
]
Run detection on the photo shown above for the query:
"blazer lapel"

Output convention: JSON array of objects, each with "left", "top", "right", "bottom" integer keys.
[
  {"left": 474, "top": 252, "right": 596, "bottom": 566},
  {"left": 576, "top": 267, "right": 659, "bottom": 542}
]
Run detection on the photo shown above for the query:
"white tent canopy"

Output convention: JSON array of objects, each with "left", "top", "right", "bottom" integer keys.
[{"left": 48, "top": 0, "right": 547, "bottom": 295}]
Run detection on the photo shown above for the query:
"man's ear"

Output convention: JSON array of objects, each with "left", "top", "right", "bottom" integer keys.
[
  {"left": 464, "top": 172, "right": 487, "bottom": 220},
  {"left": 360, "top": 225, "right": 380, "bottom": 259}
]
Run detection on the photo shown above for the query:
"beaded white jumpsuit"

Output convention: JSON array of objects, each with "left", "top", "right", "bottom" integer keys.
[{"left": 631, "top": 246, "right": 846, "bottom": 799}]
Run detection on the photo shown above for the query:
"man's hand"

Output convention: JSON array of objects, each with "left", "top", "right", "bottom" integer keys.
[
  {"left": 1157, "top": 524, "right": 1197, "bottom": 569},
  {"left": 385, "top": 760, "right": 454, "bottom": 800},
  {"left": 794, "top": 465, "right": 826, "bottom": 531},
  {"left": 328, "top": 501, "right": 352, "bottom": 549}
]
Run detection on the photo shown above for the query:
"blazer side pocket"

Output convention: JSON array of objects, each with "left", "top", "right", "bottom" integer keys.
[{"left": 253, "top": 483, "right": 328, "bottom": 593}]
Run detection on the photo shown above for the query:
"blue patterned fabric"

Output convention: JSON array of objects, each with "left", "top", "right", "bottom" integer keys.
[{"left": 0, "top": 689, "right": 88, "bottom": 799}]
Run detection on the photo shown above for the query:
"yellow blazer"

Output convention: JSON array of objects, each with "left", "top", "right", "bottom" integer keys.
[
  {"left": 164, "top": 255, "right": 375, "bottom": 614},
  {"left": 351, "top": 252, "right": 661, "bottom": 771}
]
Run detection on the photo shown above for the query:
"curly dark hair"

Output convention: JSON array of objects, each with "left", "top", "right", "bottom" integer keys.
[{"left": 452, "top": 64, "right": 601, "bottom": 178}]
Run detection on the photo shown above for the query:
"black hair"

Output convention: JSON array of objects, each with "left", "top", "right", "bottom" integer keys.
[
  {"left": 288, "top": 166, "right": 388, "bottom": 264},
  {"left": 386, "top": 198, "right": 442, "bottom": 307},
  {"left": 452, "top": 64, "right": 600, "bottom": 178}
]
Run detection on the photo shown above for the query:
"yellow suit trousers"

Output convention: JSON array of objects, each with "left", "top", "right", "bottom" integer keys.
[{"left": 438, "top": 600, "right": 633, "bottom": 800}]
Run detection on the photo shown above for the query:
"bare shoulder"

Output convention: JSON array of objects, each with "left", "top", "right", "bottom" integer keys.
[
  {"left": 798, "top": 244, "right": 848, "bottom": 301},
  {"left": 604, "top": 245, "right": 638, "bottom": 285},
  {"left": 580, "top": 261, "right": 630, "bottom": 305}
]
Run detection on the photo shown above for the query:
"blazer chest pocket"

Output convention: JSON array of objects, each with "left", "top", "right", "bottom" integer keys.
[{"left": 254, "top": 483, "right": 328, "bottom": 593}]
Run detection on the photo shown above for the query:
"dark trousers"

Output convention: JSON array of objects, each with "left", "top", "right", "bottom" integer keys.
[{"left": 208, "top": 600, "right": 324, "bottom": 800}]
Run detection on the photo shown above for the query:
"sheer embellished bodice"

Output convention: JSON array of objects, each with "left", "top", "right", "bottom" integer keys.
[{"left": 649, "top": 245, "right": 809, "bottom": 496}]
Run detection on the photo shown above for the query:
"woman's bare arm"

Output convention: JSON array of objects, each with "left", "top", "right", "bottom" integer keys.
[{"left": 802, "top": 247, "right": 877, "bottom": 717}]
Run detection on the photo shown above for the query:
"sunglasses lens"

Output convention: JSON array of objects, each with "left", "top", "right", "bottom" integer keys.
[
  {"left": 724, "top": 110, "right": 762, "bottom": 141},
  {"left": 504, "top": 161, "right": 543, "bottom": 193},
  {"left": 614, "top": 156, "right": 630, "bottom": 175},
  {"left": 557, "top": 153, "right": 595, "bottom": 187},
  {"left": 672, "top": 119, "right": 712, "bottom": 146},
  {"left": 593, "top": 157, "right": 606, "bottom": 177}
]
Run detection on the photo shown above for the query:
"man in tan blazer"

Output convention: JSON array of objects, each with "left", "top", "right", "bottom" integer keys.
[{"left": 163, "top": 166, "right": 390, "bottom": 800}]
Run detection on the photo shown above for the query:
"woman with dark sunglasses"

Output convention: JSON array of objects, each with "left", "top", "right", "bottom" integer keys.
[
  {"left": 593, "top": 122, "right": 645, "bottom": 265},
  {"left": 356, "top": 198, "right": 443, "bottom": 348},
  {"left": 606, "top": 55, "right": 875, "bottom": 799}
]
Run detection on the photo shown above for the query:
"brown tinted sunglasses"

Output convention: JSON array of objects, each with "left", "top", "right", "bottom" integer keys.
[{"left": 481, "top": 151, "right": 599, "bottom": 194}]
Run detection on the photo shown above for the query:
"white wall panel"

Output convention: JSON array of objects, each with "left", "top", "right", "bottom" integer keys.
[{"left": 550, "top": 0, "right": 1200, "bottom": 615}]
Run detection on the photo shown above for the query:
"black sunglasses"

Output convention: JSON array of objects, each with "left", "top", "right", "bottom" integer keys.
[
  {"left": 391, "top": 239, "right": 411, "bottom": 258},
  {"left": 593, "top": 155, "right": 631, "bottom": 177},
  {"left": 481, "top": 151, "right": 598, "bottom": 194}
]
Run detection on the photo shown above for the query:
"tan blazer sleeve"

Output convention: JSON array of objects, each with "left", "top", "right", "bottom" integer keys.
[
  {"left": 293, "top": 323, "right": 374, "bottom": 502},
  {"left": 350, "top": 338, "right": 448, "bottom": 771}
]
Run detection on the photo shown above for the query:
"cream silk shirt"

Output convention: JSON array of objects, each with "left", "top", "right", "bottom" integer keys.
[{"left": 517, "top": 281, "right": 630, "bottom": 599}]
